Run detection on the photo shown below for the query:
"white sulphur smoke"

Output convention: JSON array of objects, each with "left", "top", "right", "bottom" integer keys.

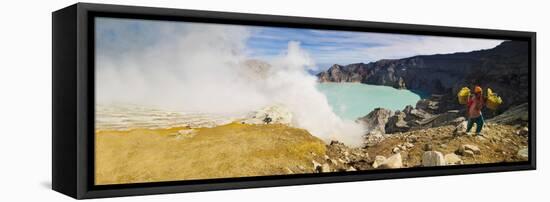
[{"left": 96, "top": 22, "right": 366, "bottom": 147}]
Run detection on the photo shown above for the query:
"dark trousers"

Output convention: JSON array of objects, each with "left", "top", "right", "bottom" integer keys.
[{"left": 466, "top": 114, "right": 484, "bottom": 134}]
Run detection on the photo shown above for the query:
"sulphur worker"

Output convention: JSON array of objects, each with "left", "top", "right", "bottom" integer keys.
[{"left": 466, "top": 86, "right": 485, "bottom": 135}]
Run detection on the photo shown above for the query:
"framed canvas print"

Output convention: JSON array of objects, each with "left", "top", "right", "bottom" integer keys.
[{"left": 52, "top": 3, "right": 536, "bottom": 199}]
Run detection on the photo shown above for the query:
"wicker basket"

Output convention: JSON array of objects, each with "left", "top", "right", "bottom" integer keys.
[
  {"left": 457, "top": 87, "right": 470, "bottom": 104},
  {"left": 486, "top": 88, "right": 502, "bottom": 110}
]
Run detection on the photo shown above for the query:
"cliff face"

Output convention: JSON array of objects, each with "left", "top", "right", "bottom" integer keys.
[{"left": 317, "top": 41, "right": 529, "bottom": 113}]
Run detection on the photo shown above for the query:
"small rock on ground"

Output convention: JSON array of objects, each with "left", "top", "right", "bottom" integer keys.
[{"left": 422, "top": 151, "right": 446, "bottom": 167}]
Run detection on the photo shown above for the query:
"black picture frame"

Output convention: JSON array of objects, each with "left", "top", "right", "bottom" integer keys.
[{"left": 52, "top": 2, "right": 536, "bottom": 199}]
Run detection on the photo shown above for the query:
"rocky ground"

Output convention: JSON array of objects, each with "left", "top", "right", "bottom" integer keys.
[
  {"left": 318, "top": 123, "right": 528, "bottom": 172},
  {"left": 95, "top": 123, "right": 327, "bottom": 185},
  {"left": 244, "top": 96, "right": 530, "bottom": 174},
  {"left": 95, "top": 98, "right": 530, "bottom": 183},
  {"left": 312, "top": 96, "right": 530, "bottom": 173},
  {"left": 310, "top": 40, "right": 531, "bottom": 172}
]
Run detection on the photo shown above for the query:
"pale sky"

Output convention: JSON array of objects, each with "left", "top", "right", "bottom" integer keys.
[{"left": 96, "top": 17, "right": 504, "bottom": 71}]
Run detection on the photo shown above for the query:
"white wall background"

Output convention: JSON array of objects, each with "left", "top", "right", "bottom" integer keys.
[{"left": 0, "top": 0, "right": 546, "bottom": 201}]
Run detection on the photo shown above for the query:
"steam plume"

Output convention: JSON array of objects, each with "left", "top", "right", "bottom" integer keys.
[{"left": 96, "top": 21, "right": 366, "bottom": 146}]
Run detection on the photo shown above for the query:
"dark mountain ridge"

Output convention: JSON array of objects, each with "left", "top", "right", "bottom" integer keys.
[{"left": 317, "top": 41, "right": 529, "bottom": 113}]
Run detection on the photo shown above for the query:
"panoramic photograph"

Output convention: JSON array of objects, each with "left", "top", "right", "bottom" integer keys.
[{"left": 94, "top": 17, "right": 529, "bottom": 185}]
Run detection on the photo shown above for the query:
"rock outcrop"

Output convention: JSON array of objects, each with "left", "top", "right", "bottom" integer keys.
[
  {"left": 372, "top": 156, "right": 387, "bottom": 169},
  {"left": 242, "top": 105, "right": 292, "bottom": 125},
  {"left": 325, "top": 141, "right": 371, "bottom": 171},
  {"left": 385, "top": 111, "right": 410, "bottom": 133},
  {"left": 487, "top": 103, "right": 529, "bottom": 126},
  {"left": 378, "top": 153, "right": 403, "bottom": 169},
  {"left": 317, "top": 63, "right": 369, "bottom": 83},
  {"left": 444, "top": 153, "right": 463, "bottom": 165},
  {"left": 453, "top": 121, "right": 468, "bottom": 136},
  {"left": 422, "top": 151, "right": 446, "bottom": 167},
  {"left": 516, "top": 127, "right": 529, "bottom": 137},
  {"left": 358, "top": 108, "right": 394, "bottom": 146},
  {"left": 457, "top": 144, "right": 481, "bottom": 156},
  {"left": 416, "top": 98, "right": 440, "bottom": 114},
  {"left": 358, "top": 108, "right": 394, "bottom": 134},
  {"left": 359, "top": 101, "right": 467, "bottom": 139},
  {"left": 517, "top": 147, "right": 528, "bottom": 159}
]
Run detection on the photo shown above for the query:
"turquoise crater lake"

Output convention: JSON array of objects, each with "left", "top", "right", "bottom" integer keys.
[{"left": 317, "top": 83, "right": 425, "bottom": 120}]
